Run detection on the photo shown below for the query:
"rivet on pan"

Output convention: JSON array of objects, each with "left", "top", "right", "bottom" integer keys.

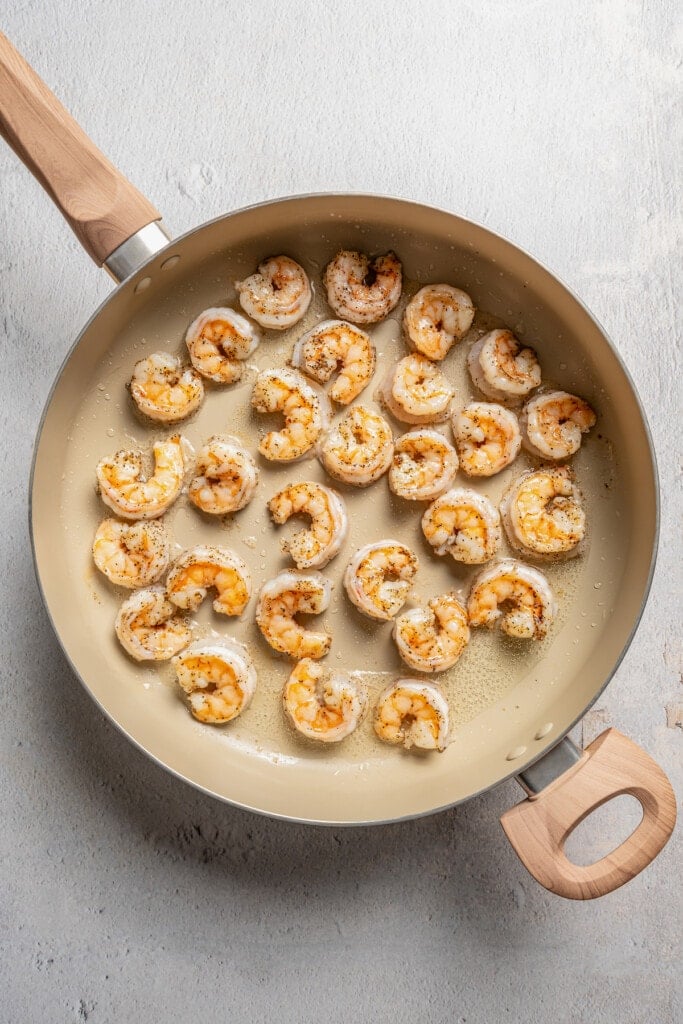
[
  {"left": 161, "top": 255, "right": 181, "bottom": 271},
  {"left": 506, "top": 745, "right": 527, "bottom": 761},
  {"left": 534, "top": 722, "right": 553, "bottom": 740},
  {"left": 135, "top": 277, "right": 152, "bottom": 293}
]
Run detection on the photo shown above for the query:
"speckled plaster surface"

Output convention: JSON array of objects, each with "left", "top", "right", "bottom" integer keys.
[{"left": 0, "top": 2, "right": 681, "bottom": 1021}]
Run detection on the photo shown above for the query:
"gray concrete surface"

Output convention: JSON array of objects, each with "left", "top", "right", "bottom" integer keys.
[{"left": 0, "top": 2, "right": 681, "bottom": 1021}]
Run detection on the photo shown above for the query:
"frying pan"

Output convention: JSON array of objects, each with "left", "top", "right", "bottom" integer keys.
[{"left": 1, "top": 33, "right": 676, "bottom": 900}]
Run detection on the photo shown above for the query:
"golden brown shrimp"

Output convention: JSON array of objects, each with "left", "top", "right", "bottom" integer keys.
[
  {"left": 344, "top": 540, "right": 419, "bottom": 621},
  {"left": 173, "top": 639, "right": 257, "bottom": 724},
  {"left": 268, "top": 481, "right": 348, "bottom": 569},
  {"left": 374, "top": 680, "right": 449, "bottom": 751},
  {"left": 291, "top": 320, "right": 376, "bottom": 404},
  {"left": 501, "top": 467, "right": 586, "bottom": 559},
  {"left": 323, "top": 250, "right": 402, "bottom": 324},
  {"left": 467, "top": 329, "right": 541, "bottom": 402},
  {"left": 252, "top": 368, "right": 329, "bottom": 462},
  {"left": 422, "top": 487, "right": 501, "bottom": 564},
  {"left": 467, "top": 559, "right": 557, "bottom": 640},
  {"left": 185, "top": 307, "right": 260, "bottom": 384},
  {"left": 92, "top": 518, "right": 170, "bottom": 588},
  {"left": 130, "top": 352, "right": 204, "bottom": 423},
  {"left": 380, "top": 354, "right": 454, "bottom": 425},
  {"left": 115, "top": 586, "right": 191, "bottom": 661},
  {"left": 188, "top": 436, "right": 258, "bottom": 515},
  {"left": 393, "top": 593, "right": 470, "bottom": 673},
  {"left": 520, "top": 390, "right": 596, "bottom": 460},
  {"left": 389, "top": 428, "right": 459, "bottom": 501},
  {"left": 236, "top": 256, "right": 311, "bottom": 329},
  {"left": 452, "top": 401, "right": 521, "bottom": 477},
  {"left": 256, "top": 571, "right": 332, "bottom": 660},
  {"left": 166, "top": 546, "right": 251, "bottom": 616},
  {"left": 283, "top": 658, "right": 367, "bottom": 743},
  {"left": 403, "top": 284, "right": 475, "bottom": 361},
  {"left": 319, "top": 405, "right": 394, "bottom": 487},
  {"left": 96, "top": 435, "right": 192, "bottom": 521}
]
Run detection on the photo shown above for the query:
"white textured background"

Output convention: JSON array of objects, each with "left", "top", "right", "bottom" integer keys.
[{"left": 1, "top": 2, "right": 681, "bottom": 1021}]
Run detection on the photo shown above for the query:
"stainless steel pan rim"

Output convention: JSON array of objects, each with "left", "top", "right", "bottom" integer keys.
[{"left": 28, "top": 191, "right": 661, "bottom": 827}]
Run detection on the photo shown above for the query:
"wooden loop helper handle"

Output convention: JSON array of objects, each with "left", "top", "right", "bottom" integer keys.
[
  {"left": 0, "top": 31, "right": 161, "bottom": 265},
  {"left": 500, "top": 729, "right": 677, "bottom": 900}
]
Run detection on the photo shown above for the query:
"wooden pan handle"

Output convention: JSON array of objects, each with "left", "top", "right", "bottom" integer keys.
[
  {"left": 500, "top": 729, "right": 677, "bottom": 899},
  {"left": 0, "top": 31, "right": 161, "bottom": 265}
]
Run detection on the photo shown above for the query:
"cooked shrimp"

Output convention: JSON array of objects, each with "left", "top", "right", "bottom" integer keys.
[
  {"left": 374, "top": 680, "right": 449, "bottom": 751},
  {"left": 188, "top": 436, "right": 258, "bottom": 515},
  {"left": 393, "top": 593, "right": 470, "bottom": 673},
  {"left": 467, "top": 559, "right": 557, "bottom": 640},
  {"left": 96, "top": 435, "right": 191, "bottom": 520},
  {"left": 452, "top": 401, "right": 521, "bottom": 477},
  {"left": 344, "top": 540, "right": 418, "bottom": 621},
  {"left": 115, "top": 585, "right": 191, "bottom": 661},
  {"left": 319, "top": 405, "right": 394, "bottom": 487},
  {"left": 501, "top": 467, "right": 586, "bottom": 559},
  {"left": 173, "top": 639, "right": 257, "bottom": 724},
  {"left": 268, "top": 481, "right": 348, "bottom": 569},
  {"left": 520, "top": 390, "right": 596, "bottom": 460},
  {"left": 256, "top": 571, "right": 331, "bottom": 660},
  {"left": 185, "top": 307, "right": 260, "bottom": 384},
  {"left": 422, "top": 487, "right": 501, "bottom": 564},
  {"left": 283, "top": 658, "right": 367, "bottom": 743},
  {"left": 236, "top": 255, "right": 311, "bottom": 329},
  {"left": 389, "top": 429, "right": 459, "bottom": 502},
  {"left": 92, "top": 518, "right": 170, "bottom": 588},
  {"left": 251, "top": 368, "right": 329, "bottom": 462},
  {"left": 467, "top": 329, "right": 541, "bottom": 402},
  {"left": 129, "top": 352, "right": 204, "bottom": 423},
  {"left": 403, "top": 284, "right": 475, "bottom": 361},
  {"left": 166, "top": 546, "right": 251, "bottom": 616},
  {"left": 380, "top": 353, "right": 454, "bottom": 425},
  {"left": 291, "top": 320, "right": 375, "bottom": 404},
  {"left": 323, "top": 250, "right": 402, "bottom": 324}
]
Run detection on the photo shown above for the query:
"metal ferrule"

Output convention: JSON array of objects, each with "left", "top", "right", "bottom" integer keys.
[
  {"left": 104, "top": 221, "right": 172, "bottom": 283},
  {"left": 516, "top": 736, "right": 584, "bottom": 796}
]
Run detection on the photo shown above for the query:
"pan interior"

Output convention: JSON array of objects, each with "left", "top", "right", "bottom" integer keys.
[{"left": 31, "top": 196, "right": 656, "bottom": 823}]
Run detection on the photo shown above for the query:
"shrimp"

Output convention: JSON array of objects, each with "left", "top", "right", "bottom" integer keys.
[
  {"left": 115, "top": 585, "right": 191, "bottom": 661},
  {"left": 393, "top": 593, "right": 470, "bottom": 673},
  {"left": 185, "top": 307, "right": 260, "bottom": 384},
  {"left": 96, "top": 435, "right": 192, "bottom": 520},
  {"left": 452, "top": 401, "right": 521, "bottom": 477},
  {"left": 467, "top": 559, "right": 557, "bottom": 640},
  {"left": 92, "top": 518, "right": 170, "bottom": 588},
  {"left": 291, "top": 320, "right": 376, "bottom": 404},
  {"left": 188, "top": 436, "right": 258, "bottom": 515},
  {"left": 323, "top": 250, "right": 402, "bottom": 324},
  {"left": 389, "top": 429, "right": 459, "bottom": 501},
  {"left": 520, "top": 390, "right": 596, "bottom": 460},
  {"left": 344, "top": 540, "right": 419, "bottom": 621},
  {"left": 467, "top": 329, "right": 541, "bottom": 402},
  {"left": 256, "top": 571, "right": 332, "bottom": 660},
  {"left": 283, "top": 658, "right": 367, "bottom": 743},
  {"left": 501, "top": 467, "right": 586, "bottom": 559},
  {"left": 236, "top": 255, "right": 311, "bottom": 329},
  {"left": 129, "top": 352, "right": 204, "bottom": 423},
  {"left": 251, "top": 368, "right": 329, "bottom": 462},
  {"left": 318, "top": 405, "right": 394, "bottom": 487},
  {"left": 422, "top": 487, "right": 501, "bottom": 564},
  {"left": 374, "top": 680, "right": 449, "bottom": 751},
  {"left": 380, "top": 353, "right": 454, "bottom": 425},
  {"left": 173, "top": 639, "right": 257, "bottom": 725},
  {"left": 268, "top": 481, "right": 348, "bottom": 569},
  {"left": 166, "top": 546, "right": 251, "bottom": 616},
  {"left": 403, "top": 284, "right": 475, "bottom": 361}
]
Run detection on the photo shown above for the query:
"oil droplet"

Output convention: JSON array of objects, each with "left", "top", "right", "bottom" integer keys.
[
  {"left": 243, "top": 536, "right": 257, "bottom": 549},
  {"left": 593, "top": 582, "right": 602, "bottom": 589},
  {"left": 106, "top": 428, "right": 115, "bottom": 437},
  {"left": 104, "top": 393, "right": 111, "bottom": 401},
  {"left": 559, "top": 362, "right": 567, "bottom": 370},
  {"left": 97, "top": 382, "right": 105, "bottom": 391}
]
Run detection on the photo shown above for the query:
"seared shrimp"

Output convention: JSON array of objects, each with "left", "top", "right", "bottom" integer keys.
[
  {"left": 319, "top": 405, "right": 394, "bottom": 487},
  {"left": 344, "top": 540, "right": 418, "bottom": 621},
  {"left": 467, "top": 559, "right": 557, "bottom": 640},
  {"left": 467, "top": 329, "right": 541, "bottom": 402},
  {"left": 129, "top": 352, "right": 204, "bottom": 423},
  {"left": 188, "top": 436, "right": 258, "bottom": 515},
  {"left": 96, "top": 435, "right": 191, "bottom": 520},
  {"left": 374, "top": 680, "right": 449, "bottom": 751},
  {"left": 323, "top": 250, "right": 402, "bottom": 324},
  {"left": 452, "top": 401, "right": 521, "bottom": 477},
  {"left": 166, "top": 546, "right": 251, "bottom": 616},
  {"left": 92, "top": 518, "right": 170, "bottom": 588},
  {"left": 291, "top": 320, "right": 375, "bottom": 404},
  {"left": 115, "top": 585, "right": 191, "bottom": 661},
  {"left": 389, "top": 429, "right": 459, "bottom": 501},
  {"left": 283, "top": 658, "right": 367, "bottom": 743},
  {"left": 380, "top": 354, "right": 454, "bottom": 425},
  {"left": 520, "top": 390, "right": 596, "bottom": 460},
  {"left": 256, "top": 571, "right": 332, "bottom": 660},
  {"left": 422, "top": 487, "right": 501, "bottom": 564},
  {"left": 185, "top": 307, "right": 260, "bottom": 384},
  {"left": 268, "top": 481, "right": 348, "bottom": 569},
  {"left": 236, "top": 255, "right": 311, "bottom": 329},
  {"left": 404, "top": 284, "right": 475, "bottom": 361},
  {"left": 393, "top": 593, "right": 470, "bottom": 673},
  {"left": 252, "top": 368, "right": 329, "bottom": 462},
  {"left": 501, "top": 467, "right": 586, "bottom": 559},
  {"left": 173, "top": 639, "right": 256, "bottom": 724}
]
